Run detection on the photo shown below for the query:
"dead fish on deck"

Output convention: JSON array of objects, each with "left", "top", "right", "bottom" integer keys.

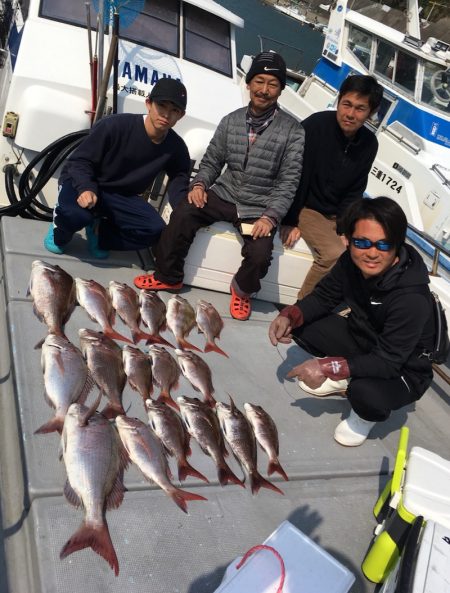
[
  {"left": 145, "top": 399, "right": 208, "bottom": 484},
  {"left": 148, "top": 344, "right": 180, "bottom": 410},
  {"left": 35, "top": 335, "right": 94, "bottom": 434},
  {"left": 115, "top": 415, "right": 207, "bottom": 513},
  {"left": 139, "top": 290, "right": 174, "bottom": 347},
  {"left": 166, "top": 295, "right": 201, "bottom": 352},
  {"left": 178, "top": 396, "right": 244, "bottom": 488},
  {"left": 196, "top": 300, "right": 228, "bottom": 357},
  {"left": 79, "top": 328, "right": 126, "bottom": 419},
  {"left": 244, "top": 403, "right": 288, "bottom": 481},
  {"left": 109, "top": 280, "right": 156, "bottom": 344},
  {"left": 75, "top": 278, "right": 132, "bottom": 344},
  {"left": 216, "top": 397, "right": 284, "bottom": 496},
  {"left": 60, "top": 400, "right": 129, "bottom": 576},
  {"left": 122, "top": 344, "right": 153, "bottom": 402},
  {"left": 175, "top": 349, "right": 216, "bottom": 408},
  {"left": 28, "top": 260, "right": 76, "bottom": 346}
]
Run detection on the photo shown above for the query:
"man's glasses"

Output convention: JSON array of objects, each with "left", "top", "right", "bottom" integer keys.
[{"left": 350, "top": 237, "right": 393, "bottom": 252}]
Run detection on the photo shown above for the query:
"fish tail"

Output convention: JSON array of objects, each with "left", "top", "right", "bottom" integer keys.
[
  {"left": 204, "top": 342, "right": 229, "bottom": 358},
  {"left": 157, "top": 392, "right": 179, "bottom": 411},
  {"left": 268, "top": 459, "right": 289, "bottom": 482},
  {"left": 145, "top": 334, "right": 175, "bottom": 348},
  {"left": 132, "top": 329, "right": 155, "bottom": 344},
  {"left": 218, "top": 463, "right": 245, "bottom": 488},
  {"left": 178, "top": 460, "right": 209, "bottom": 484},
  {"left": 34, "top": 416, "right": 64, "bottom": 435},
  {"left": 177, "top": 338, "right": 202, "bottom": 353},
  {"left": 250, "top": 472, "right": 284, "bottom": 496},
  {"left": 101, "top": 402, "right": 126, "bottom": 420},
  {"left": 170, "top": 487, "right": 208, "bottom": 514},
  {"left": 204, "top": 393, "right": 217, "bottom": 408},
  {"left": 104, "top": 328, "right": 133, "bottom": 344},
  {"left": 60, "top": 520, "right": 119, "bottom": 576}
]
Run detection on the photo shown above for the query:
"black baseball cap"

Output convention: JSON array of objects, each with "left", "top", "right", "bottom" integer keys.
[{"left": 148, "top": 78, "right": 187, "bottom": 111}]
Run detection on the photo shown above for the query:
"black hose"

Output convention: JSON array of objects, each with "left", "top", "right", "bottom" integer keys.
[{"left": 2, "top": 130, "right": 89, "bottom": 220}]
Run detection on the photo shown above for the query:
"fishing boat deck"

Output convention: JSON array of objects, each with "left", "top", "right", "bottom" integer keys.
[{"left": 0, "top": 216, "right": 449, "bottom": 593}]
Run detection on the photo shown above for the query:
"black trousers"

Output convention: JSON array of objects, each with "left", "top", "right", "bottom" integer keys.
[
  {"left": 295, "top": 314, "right": 420, "bottom": 422},
  {"left": 154, "top": 191, "right": 275, "bottom": 295}
]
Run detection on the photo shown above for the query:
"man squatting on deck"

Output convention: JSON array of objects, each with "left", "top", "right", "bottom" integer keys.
[
  {"left": 269, "top": 197, "right": 435, "bottom": 447},
  {"left": 281, "top": 75, "right": 383, "bottom": 298},
  {"left": 133, "top": 52, "right": 305, "bottom": 321},
  {"left": 43, "top": 78, "right": 191, "bottom": 258}
]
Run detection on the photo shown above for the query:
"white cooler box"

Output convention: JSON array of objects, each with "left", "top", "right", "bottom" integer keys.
[
  {"left": 181, "top": 221, "right": 313, "bottom": 305},
  {"left": 214, "top": 520, "right": 355, "bottom": 593}
]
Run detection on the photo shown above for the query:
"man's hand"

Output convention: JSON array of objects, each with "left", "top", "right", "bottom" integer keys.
[
  {"left": 286, "top": 358, "right": 326, "bottom": 389},
  {"left": 188, "top": 185, "right": 208, "bottom": 208},
  {"left": 77, "top": 191, "right": 98, "bottom": 209},
  {"left": 269, "top": 315, "right": 292, "bottom": 346},
  {"left": 280, "top": 225, "right": 301, "bottom": 248},
  {"left": 252, "top": 217, "right": 273, "bottom": 240}
]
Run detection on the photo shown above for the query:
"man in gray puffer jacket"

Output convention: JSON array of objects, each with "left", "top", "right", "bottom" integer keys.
[{"left": 134, "top": 51, "right": 305, "bottom": 320}]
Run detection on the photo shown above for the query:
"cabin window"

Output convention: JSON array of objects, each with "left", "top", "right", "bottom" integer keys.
[
  {"left": 375, "top": 40, "right": 395, "bottom": 81},
  {"left": 348, "top": 26, "right": 371, "bottom": 70},
  {"left": 421, "top": 61, "right": 450, "bottom": 114},
  {"left": 121, "top": 0, "right": 179, "bottom": 56},
  {"left": 394, "top": 50, "right": 417, "bottom": 93},
  {"left": 40, "top": 0, "right": 97, "bottom": 27},
  {"left": 183, "top": 4, "right": 232, "bottom": 77}
]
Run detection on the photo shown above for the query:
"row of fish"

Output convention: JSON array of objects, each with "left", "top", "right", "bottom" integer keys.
[
  {"left": 28, "top": 259, "right": 228, "bottom": 355},
  {"left": 58, "top": 392, "right": 288, "bottom": 575}
]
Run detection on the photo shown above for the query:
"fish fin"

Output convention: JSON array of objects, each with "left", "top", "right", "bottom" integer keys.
[
  {"left": 177, "top": 338, "right": 202, "bottom": 353},
  {"left": 227, "top": 393, "right": 237, "bottom": 411},
  {"left": 204, "top": 393, "right": 217, "bottom": 408},
  {"left": 156, "top": 392, "right": 179, "bottom": 411},
  {"left": 145, "top": 334, "right": 175, "bottom": 348},
  {"left": 63, "top": 479, "right": 83, "bottom": 508},
  {"left": 170, "top": 488, "right": 207, "bottom": 513},
  {"left": 106, "top": 475, "right": 126, "bottom": 510},
  {"left": 268, "top": 459, "right": 289, "bottom": 482},
  {"left": 34, "top": 336, "right": 46, "bottom": 350},
  {"left": 250, "top": 472, "right": 284, "bottom": 496},
  {"left": 60, "top": 519, "right": 119, "bottom": 576},
  {"left": 218, "top": 463, "right": 245, "bottom": 488},
  {"left": 131, "top": 329, "right": 151, "bottom": 344},
  {"left": 103, "top": 328, "right": 133, "bottom": 344},
  {"left": 204, "top": 342, "right": 229, "bottom": 358},
  {"left": 100, "top": 402, "right": 126, "bottom": 420},
  {"left": 34, "top": 416, "right": 64, "bottom": 435},
  {"left": 77, "top": 372, "right": 95, "bottom": 405},
  {"left": 79, "top": 391, "right": 103, "bottom": 425},
  {"left": 178, "top": 460, "right": 209, "bottom": 484},
  {"left": 42, "top": 389, "right": 55, "bottom": 409}
]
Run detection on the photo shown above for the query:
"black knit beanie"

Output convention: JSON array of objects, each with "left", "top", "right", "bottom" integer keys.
[{"left": 245, "top": 51, "right": 287, "bottom": 89}]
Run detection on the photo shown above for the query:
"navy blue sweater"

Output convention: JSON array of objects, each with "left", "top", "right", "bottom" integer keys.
[{"left": 60, "top": 113, "right": 191, "bottom": 205}]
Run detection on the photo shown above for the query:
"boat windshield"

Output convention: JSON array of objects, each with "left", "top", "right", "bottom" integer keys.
[{"left": 39, "top": 0, "right": 233, "bottom": 76}]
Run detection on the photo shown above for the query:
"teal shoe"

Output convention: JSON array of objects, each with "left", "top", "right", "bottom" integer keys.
[
  {"left": 44, "top": 223, "right": 64, "bottom": 255},
  {"left": 86, "top": 222, "right": 109, "bottom": 259}
]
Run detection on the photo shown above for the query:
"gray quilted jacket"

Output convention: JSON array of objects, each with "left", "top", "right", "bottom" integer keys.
[{"left": 192, "top": 106, "right": 305, "bottom": 223}]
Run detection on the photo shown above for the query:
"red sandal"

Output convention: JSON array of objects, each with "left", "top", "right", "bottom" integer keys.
[
  {"left": 134, "top": 273, "right": 183, "bottom": 292},
  {"left": 230, "top": 286, "right": 251, "bottom": 321}
]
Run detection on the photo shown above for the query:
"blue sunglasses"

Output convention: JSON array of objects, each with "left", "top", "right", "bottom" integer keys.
[{"left": 351, "top": 237, "right": 393, "bottom": 252}]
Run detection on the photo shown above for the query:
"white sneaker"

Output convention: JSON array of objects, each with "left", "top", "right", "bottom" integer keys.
[
  {"left": 298, "top": 377, "right": 349, "bottom": 397},
  {"left": 334, "top": 409, "right": 376, "bottom": 446}
]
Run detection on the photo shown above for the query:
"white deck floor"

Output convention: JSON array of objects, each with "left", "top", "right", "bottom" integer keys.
[{"left": 0, "top": 217, "right": 449, "bottom": 593}]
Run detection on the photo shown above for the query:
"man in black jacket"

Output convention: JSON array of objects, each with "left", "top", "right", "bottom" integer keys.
[
  {"left": 281, "top": 75, "right": 383, "bottom": 298},
  {"left": 269, "top": 197, "right": 435, "bottom": 446},
  {"left": 44, "top": 78, "right": 190, "bottom": 258}
]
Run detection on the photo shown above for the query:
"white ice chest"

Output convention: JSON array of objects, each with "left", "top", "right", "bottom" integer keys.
[
  {"left": 160, "top": 201, "right": 314, "bottom": 305},
  {"left": 214, "top": 520, "right": 355, "bottom": 593}
]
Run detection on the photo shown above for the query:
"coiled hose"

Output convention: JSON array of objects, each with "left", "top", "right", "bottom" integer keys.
[{"left": 2, "top": 130, "right": 89, "bottom": 220}]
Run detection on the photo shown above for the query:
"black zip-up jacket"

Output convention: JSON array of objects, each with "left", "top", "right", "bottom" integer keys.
[
  {"left": 297, "top": 244, "right": 434, "bottom": 396},
  {"left": 283, "top": 110, "right": 378, "bottom": 226}
]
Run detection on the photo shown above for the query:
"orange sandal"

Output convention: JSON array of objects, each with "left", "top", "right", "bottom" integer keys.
[
  {"left": 134, "top": 273, "right": 183, "bottom": 292},
  {"left": 230, "top": 286, "right": 251, "bottom": 321}
]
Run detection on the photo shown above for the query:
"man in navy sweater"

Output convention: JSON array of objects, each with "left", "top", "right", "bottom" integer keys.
[
  {"left": 44, "top": 78, "right": 191, "bottom": 258},
  {"left": 281, "top": 75, "right": 383, "bottom": 297}
]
